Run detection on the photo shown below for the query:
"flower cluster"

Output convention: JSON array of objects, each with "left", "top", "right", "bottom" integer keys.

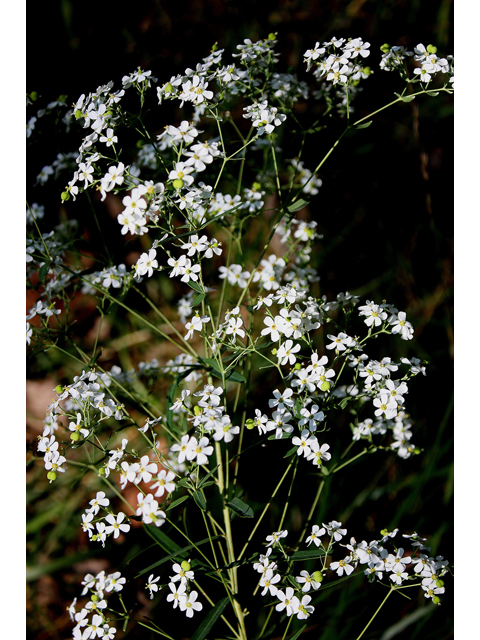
[
  {"left": 146, "top": 560, "right": 203, "bottom": 618},
  {"left": 253, "top": 524, "right": 449, "bottom": 622},
  {"left": 69, "top": 570, "right": 125, "bottom": 639}
]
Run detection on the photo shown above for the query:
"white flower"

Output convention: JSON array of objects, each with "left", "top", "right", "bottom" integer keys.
[{"left": 146, "top": 574, "right": 160, "bottom": 599}]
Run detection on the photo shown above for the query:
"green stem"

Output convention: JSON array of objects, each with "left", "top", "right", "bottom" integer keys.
[
  {"left": 355, "top": 586, "right": 395, "bottom": 640},
  {"left": 238, "top": 458, "right": 295, "bottom": 562}
]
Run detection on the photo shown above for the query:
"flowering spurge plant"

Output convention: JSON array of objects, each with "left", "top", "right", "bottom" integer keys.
[{"left": 27, "top": 33, "right": 453, "bottom": 640}]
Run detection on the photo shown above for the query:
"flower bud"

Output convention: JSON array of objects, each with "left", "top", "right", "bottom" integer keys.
[
  {"left": 268, "top": 33, "right": 276, "bottom": 41},
  {"left": 294, "top": 363, "right": 302, "bottom": 370},
  {"left": 61, "top": 191, "right": 70, "bottom": 202},
  {"left": 320, "top": 381, "right": 331, "bottom": 392},
  {"left": 252, "top": 182, "right": 262, "bottom": 191},
  {"left": 181, "top": 560, "right": 191, "bottom": 571},
  {"left": 55, "top": 385, "right": 64, "bottom": 395},
  {"left": 99, "top": 467, "right": 106, "bottom": 476},
  {"left": 47, "top": 471, "right": 57, "bottom": 482},
  {"left": 427, "top": 44, "right": 438, "bottom": 54},
  {"left": 172, "top": 179, "right": 184, "bottom": 190},
  {"left": 312, "top": 571, "right": 323, "bottom": 583},
  {"left": 246, "top": 419, "right": 255, "bottom": 430},
  {"left": 271, "top": 348, "right": 278, "bottom": 356},
  {"left": 70, "top": 432, "right": 80, "bottom": 442},
  {"left": 91, "top": 594, "right": 98, "bottom": 602},
  {"left": 74, "top": 109, "right": 83, "bottom": 119},
  {"left": 194, "top": 405, "right": 202, "bottom": 416},
  {"left": 380, "top": 43, "right": 390, "bottom": 53},
  {"left": 164, "top": 83, "right": 173, "bottom": 94},
  {"left": 432, "top": 595, "right": 441, "bottom": 605}
]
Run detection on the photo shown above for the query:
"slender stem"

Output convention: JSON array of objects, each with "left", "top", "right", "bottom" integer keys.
[
  {"left": 238, "top": 458, "right": 295, "bottom": 562},
  {"left": 355, "top": 586, "right": 395, "bottom": 640}
]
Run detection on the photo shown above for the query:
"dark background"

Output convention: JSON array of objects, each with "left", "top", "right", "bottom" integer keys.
[{"left": 27, "top": 1, "right": 453, "bottom": 639}]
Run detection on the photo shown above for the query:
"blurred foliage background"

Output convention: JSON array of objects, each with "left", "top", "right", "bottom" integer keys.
[{"left": 27, "top": 1, "right": 453, "bottom": 639}]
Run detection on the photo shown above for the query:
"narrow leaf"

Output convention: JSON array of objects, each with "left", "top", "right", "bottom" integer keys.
[
  {"left": 192, "top": 293, "right": 206, "bottom": 307},
  {"left": 190, "top": 597, "right": 230, "bottom": 640},
  {"left": 226, "top": 497, "right": 254, "bottom": 518},
  {"left": 290, "top": 549, "right": 326, "bottom": 561},
  {"left": 355, "top": 120, "right": 372, "bottom": 129},
  {"left": 188, "top": 280, "right": 204, "bottom": 293},
  {"left": 289, "top": 624, "right": 308, "bottom": 640},
  {"left": 135, "top": 535, "right": 221, "bottom": 577},
  {"left": 166, "top": 495, "right": 190, "bottom": 511},
  {"left": 193, "top": 490, "right": 207, "bottom": 511},
  {"left": 286, "top": 198, "right": 309, "bottom": 213}
]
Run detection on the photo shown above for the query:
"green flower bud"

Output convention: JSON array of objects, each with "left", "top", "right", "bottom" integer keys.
[
  {"left": 363, "top": 67, "right": 372, "bottom": 76},
  {"left": 436, "top": 579, "right": 444, "bottom": 588},
  {"left": 194, "top": 405, "right": 202, "bottom": 416},
  {"left": 164, "top": 82, "right": 173, "bottom": 94},
  {"left": 380, "top": 43, "right": 390, "bottom": 53},
  {"left": 268, "top": 33, "right": 276, "bottom": 41},
  {"left": 70, "top": 432, "right": 80, "bottom": 442},
  {"left": 320, "top": 381, "right": 331, "bottom": 392},
  {"left": 432, "top": 595, "right": 441, "bottom": 605},
  {"left": 30, "top": 91, "right": 38, "bottom": 102},
  {"left": 252, "top": 182, "right": 262, "bottom": 191},
  {"left": 47, "top": 471, "right": 57, "bottom": 481},
  {"left": 181, "top": 560, "right": 191, "bottom": 571},
  {"left": 211, "top": 42, "right": 219, "bottom": 52},
  {"left": 294, "top": 363, "right": 302, "bottom": 370},
  {"left": 74, "top": 109, "right": 83, "bottom": 119},
  {"left": 91, "top": 594, "right": 98, "bottom": 602},
  {"left": 61, "top": 191, "right": 70, "bottom": 202},
  {"left": 271, "top": 348, "right": 278, "bottom": 356},
  {"left": 246, "top": 419, "right": 255, "bottom": 430},
  {"left": 427, "top": 44, "right": 437, "bottom": 54},
  {"left": 312, "top": 571, "right": 323, "bottom": 583},
  {"left": 55, "top": 385, "right": 64, "bottom": 395},
  {"left": 91, "top": 534, "right": 97, "bottom": 541},
  {"left": 99, "top": 466, "right": 106, "bottom": 476},
  {"left": 172, "top": 179, "right": 184, "bottom": 190}
]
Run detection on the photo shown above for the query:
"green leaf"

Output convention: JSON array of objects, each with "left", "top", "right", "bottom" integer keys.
[
  {"left": 224, "top": 369, "right": 247, "bottom": 384},
  {"left": 339, "top": 398, "right": 350, "bottom": 410},
  {"left": 144, "top": 525, "right": 183, "bottom": 555},
  {"left": 135, "top": 535, "right": 221, "bottom": 577},
  {"left": 395, "top": 92, "right": 415, "bottom": 102},
  {"left": 290, "top": 549, "right": 326, "bottom": 561},
  {"left": 284, "top": 446, "right": 298, "bottom": 458},
  {"left": 426, "top": 90, "right": 439, "bottom": 96},
  {"left": 198, "top": 465, "right": 220, "bottom": 488},
  {"left": 192, "top": 293, "right": 206, "bottom": 307},
  {"left": 193, "top": 490, "right": 207, "bottom": 511},
  {"left": 354, "top": 120, "right": 372, "bottom": 129},
  {"left": 190, "top": 597, "right": 230, "bottom": 640},
  {"left": 289, "top": 624, "right": 308, "bottom": 640},
  {"left": 188, "top": 280, "right": 204, "bottom": 293},
  {"left": 38, "top": 262, "right": 50, "bottom": 282},
  {"left": 202, "top": 357, "right": 246, "bottom": 384},
  {"left": 286, "top": 198, "right": 309, "bottom": 213},
  {"left": 165, "top": 495, "right": 190, "bottom": 511},
  {"left": 226, "top": 497, "right": 254, "bottom": 518}
]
